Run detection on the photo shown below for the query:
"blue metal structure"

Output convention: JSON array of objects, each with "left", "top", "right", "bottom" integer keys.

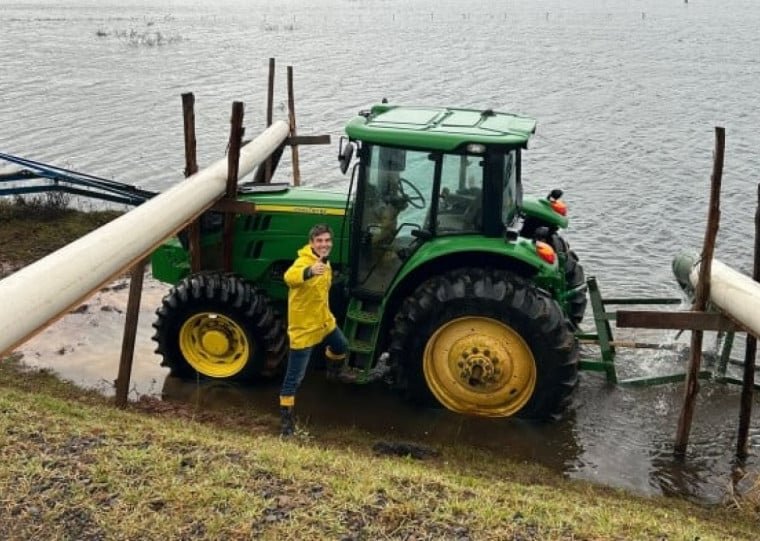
[{"left": 0, "top": 152, "right": 156, "bottom": 206}]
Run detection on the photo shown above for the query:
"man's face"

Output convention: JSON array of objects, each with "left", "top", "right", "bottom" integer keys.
[{"left": 309, "top": 232, "right": 332, "bottom": 259}]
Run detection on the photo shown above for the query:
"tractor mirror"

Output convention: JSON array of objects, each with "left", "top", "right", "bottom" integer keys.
[{"left": 338, "top": 138, "right": 354, "bottom": 175}]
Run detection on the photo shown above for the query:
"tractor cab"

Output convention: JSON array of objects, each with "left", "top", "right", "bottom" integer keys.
[{"left": 343, "top": 104, "right": 536, "bottom": 297}]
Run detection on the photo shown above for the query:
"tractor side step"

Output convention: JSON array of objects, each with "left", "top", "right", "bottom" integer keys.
[
  {"left": 348, "top": 340, "right": 373, "bottom": 354},
  {"left": 344, "top": 298, "right": 383, "bottom": 379},
  {"left": 346, "top": 309, "right": 380, "bottom": 324}
]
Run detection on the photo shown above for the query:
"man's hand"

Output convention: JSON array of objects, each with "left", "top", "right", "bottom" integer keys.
[{"left": 310, "top": 261, "right": 327, "bottom": 276}]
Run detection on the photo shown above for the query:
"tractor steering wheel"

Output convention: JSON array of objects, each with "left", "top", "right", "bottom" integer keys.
[{"left": 398, "top": 177, "right": 426, "bottom": 209}]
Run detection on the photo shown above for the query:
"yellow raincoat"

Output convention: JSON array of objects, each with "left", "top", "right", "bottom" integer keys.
[{"left": 283, "top": 244, "right": 337, "bottom": 349}]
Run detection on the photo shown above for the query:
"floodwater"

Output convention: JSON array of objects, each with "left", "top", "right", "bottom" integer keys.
[{"left": 2, "top": 0, "right": 760, "bottom": 503}]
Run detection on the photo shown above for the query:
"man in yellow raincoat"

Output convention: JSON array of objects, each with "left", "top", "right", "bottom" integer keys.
[{"left": 279, "top": 223, "right": 348, "bottom": 436}]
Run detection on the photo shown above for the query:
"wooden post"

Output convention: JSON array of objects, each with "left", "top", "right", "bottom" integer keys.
[
  {"left": 265, "top": 57, "right": 275, "bottom": 183},
  {"left": 736, "top": 183, "right": 760, "bottom": 459},
  {"left": 222, "top": 101, "right": 245, "bottom": 272},
  {"left": 181, "top": 93, "right": 202, "bottom": 272},
  {"left": 115, "top": 258, "right": 147, "bottom": 408},
  {"left": 674, "top": 127, "right": 725, "bottom": 457},
  {"left": 287, "top": 65, "right": 301, "bottom": 186}
]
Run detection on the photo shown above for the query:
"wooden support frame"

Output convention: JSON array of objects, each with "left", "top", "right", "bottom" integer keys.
[
  {"left": 616, "top": 310, "right": 743, "bottom": 332},
  {"left": 222, "top": 101, "right": 245, "bottom": 272},
  {"left": 736, "top": 183, "right": 760, "bottom": 459},
  {"left": 115, "top": 258, "right": 147, "bottom": 408},
  {"left": 211, "top": 198, "right": 256, "bottom": 215},
  {"left": 181, "top": 93, "right": 202, "bottom": 273},
  {"left": 674, "top": 126, "right": 725, "bottom": 457},
  {"left": 287, "top": 65, "right": 301, "bottom": 186},
  {"left": 265, "top": 57, "right": 275, "bottom": 183},
  {"left": 286, "top": 135, "right": 331, "bottom": 146}
]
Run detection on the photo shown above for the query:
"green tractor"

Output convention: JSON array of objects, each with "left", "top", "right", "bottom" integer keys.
[{"left": 151, "top": 104, "right": 587, "bottom": 419}]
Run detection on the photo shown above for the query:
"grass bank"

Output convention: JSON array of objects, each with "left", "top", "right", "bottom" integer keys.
[
  {"left": 1, "top": 198, "right": 759, "bottom": 539},
  {"left": 0, "top": 195, "right": 121, "bottom": 278},
  {"left": 1, "top": 358, "right": 758, "bottom": 541}
]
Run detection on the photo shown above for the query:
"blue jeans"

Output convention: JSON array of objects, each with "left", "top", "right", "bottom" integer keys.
[{"left": 280, "top": 327, "right": 348, "bottom": 401}]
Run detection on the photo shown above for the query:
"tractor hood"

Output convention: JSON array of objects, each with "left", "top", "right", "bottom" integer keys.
[{"left": 239, "top": 184, "right": 349, "bottom": 217}]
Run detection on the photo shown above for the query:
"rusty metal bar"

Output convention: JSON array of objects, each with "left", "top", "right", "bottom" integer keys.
[
  {"left": 222, "top": 102, "right": 245, "bottom": 272},
  {"left": 616, "top": 310, "right": 742, "bottom": 332},
  {"left": 675, "top": 126, "right": 725, "bottom": 457},
  {"left": 737, "top": 183, "right": 760, "bottom": 459},
  {"left": 287, "top": 65, "right": 301, "bottom": 186},
  {"left": 182, "top": 93, "right": 202, "bottom": 273},
  {"left": 115, "top": 258, "right": 147, "bottom": 408}
]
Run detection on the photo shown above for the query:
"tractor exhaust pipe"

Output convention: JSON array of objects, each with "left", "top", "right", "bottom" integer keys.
[
  {"left": 672, "top": 252, "right": 760, "bottom": 337},
  {"left": 0, "top": 120, "right": 291, "bottom": 357}
]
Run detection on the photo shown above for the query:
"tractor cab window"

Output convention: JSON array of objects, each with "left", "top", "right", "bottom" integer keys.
[
  {"left": 356, "top": 145, "right": 435, "bottom": 294},
  {"left": 501, "top": 150, "right": 519, "bottom": 226},
  {"left": 437, "top": 154, "right": 484, "bottom": 233}
]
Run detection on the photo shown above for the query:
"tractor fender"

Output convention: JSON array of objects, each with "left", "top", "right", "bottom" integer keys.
[
  {"left": 520, "top": 198, "right": 568, "bottom": 229},
  {"left": 378, "top": 237, "right": 558, "bottom": 330},
  {"left": 391, "top": 236, "right": 556, "bottom": 292}
]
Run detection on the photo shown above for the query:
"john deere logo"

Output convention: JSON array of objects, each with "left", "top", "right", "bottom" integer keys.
[{"left": 256, "top": 204, "right": 344, "bottom": 216}]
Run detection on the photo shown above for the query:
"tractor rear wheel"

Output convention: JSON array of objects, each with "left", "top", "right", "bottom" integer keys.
[
  {"left": 389, "top": 268, "right": 579, "bottom": 420},
  {"left": 551, "top": 235, "right": 587, "bottom": 327},
  {"left": 152, "top": 273, "right": 286, "bottom": 381}
]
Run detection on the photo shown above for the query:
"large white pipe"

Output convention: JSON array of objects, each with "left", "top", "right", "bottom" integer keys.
[
  {"left": 0, "top": 120, "right": 290, "bottom": 356},
  {"left": 688, "top": 258, "right": 760, "bottom": 337}
]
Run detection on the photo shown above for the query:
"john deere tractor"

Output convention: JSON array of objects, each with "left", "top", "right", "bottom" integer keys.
[{"left": 151, "top": 104, "right": 587, "bottom": 419}]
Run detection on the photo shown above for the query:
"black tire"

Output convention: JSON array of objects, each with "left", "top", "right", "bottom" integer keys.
[
  {"left": 152, "top": 272, "right": 287, "bottom": 381},
  {"left": 551, "top": 234, "right": 587, "bottom": 327},
  {"left": 389, "top": 268, "right": 579, "bottom": 420}
]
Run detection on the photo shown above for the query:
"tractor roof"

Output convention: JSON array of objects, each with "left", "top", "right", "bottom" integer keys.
[{"left": 345, "top": 104, "right": 537, "bottom": 152}]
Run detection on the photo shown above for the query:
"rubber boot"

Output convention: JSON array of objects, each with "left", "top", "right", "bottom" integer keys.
[
  {"left": 325, "top": 360, "right": 344, "bottom": 381},
  {"left": 280, "top": 406, "right": 295, "bottom": 437},
  {"left": 325, "top": 347, "right": 347, "bottom": 382}
]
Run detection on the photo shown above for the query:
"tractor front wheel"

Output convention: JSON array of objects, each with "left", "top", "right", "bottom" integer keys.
[
  {"left": 152, "top": 273, "right": 287, "bottom": 381},
  {"left": 389, "top": 268, "right": 579, "bottom": 420}
]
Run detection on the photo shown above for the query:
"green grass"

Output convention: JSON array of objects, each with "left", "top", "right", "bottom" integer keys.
[
  {"left": 1, "top": 358, "right": 758, "bottom": 541},
  {"left": 0, "top": 195, "right": 122, "bottom": 277}
]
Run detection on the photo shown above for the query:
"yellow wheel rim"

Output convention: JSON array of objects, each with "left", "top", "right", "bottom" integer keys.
[
  {"left": 179, "top": 312, "right": 251, "bottom": 378},
  {"left": 423, "top": 316, "right": 536, "bottom": 417}
]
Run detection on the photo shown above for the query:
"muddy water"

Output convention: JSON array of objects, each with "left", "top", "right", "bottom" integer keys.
[{"left": 3, "top": 0, "right": 760, "bottom": 504}]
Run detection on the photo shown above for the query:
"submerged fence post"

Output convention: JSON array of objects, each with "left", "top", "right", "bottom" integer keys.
[
  {"left": 736, "top": 183, "right": 760, "bottom": 459},
  {"left": 674, "top": 126, "right": 725, "bottom": 457},
  {"left": 115, "top": 258, "right": 147, "bottom": 408},
  {"left": 182, "top": 93, "right": 202, "bottom": 272},
  {"left": 223, "top": 101, "right": 245, "bottom": 272}
]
